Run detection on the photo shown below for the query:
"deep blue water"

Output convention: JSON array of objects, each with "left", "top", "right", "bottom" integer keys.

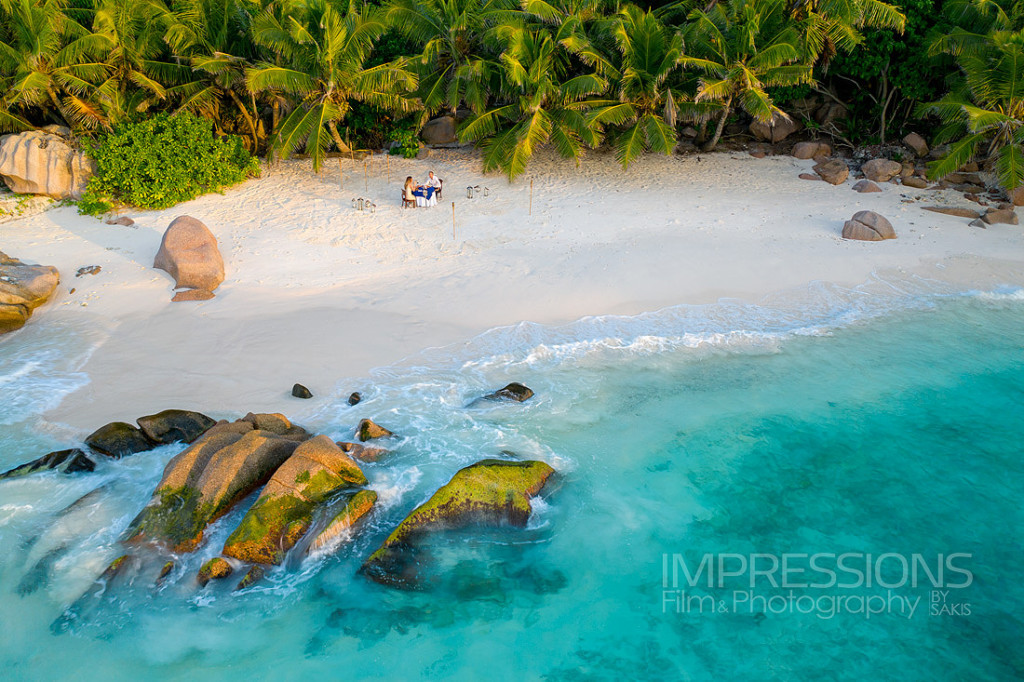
[{"left": 0, "top": 281, "right": 1022, "bottom": 680}]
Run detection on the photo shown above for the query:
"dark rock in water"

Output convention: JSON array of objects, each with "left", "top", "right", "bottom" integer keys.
[
  {"left": 124, "top": 426, "right": 299, "bottom": 552},
  {"left": 75, "top": 265, "right": 101, "bottom": 277},
  {"left": 0, "top": 448, "right": 95, "bottom": 480},
  {"left": 85, "top": 421, "right": 153, "bottom": 458},
  {"left": 136, "top": 409, "right": 216, "bottom": 444},
  {"left": 235, "top": 565, "right": 265, "bottom": 591},
  {"left": 292, "top": 383, "right": 313, "bottom": 399},
  {"left": 51, "top": 554, "right": 135, "bottom": 634},
  {"left": 362, "top": 459, "right": 555, "bottom": 588},
  {"left": 17, "top": 545, "right": 67, "bottom": 595},
  {"left": 468, "top": 382, "right": 535, "bottom": 407},
  {"left": 490, "top": 382, "right": 534, "bottom": 402},
  {"left": 357, "top": 419, "right": 393, "bottom": 442},
  {"left": 156, "top": 560, "right": 175, "bottom": 585},
  {"left": 221, "top": 436, "right": 367, "bottom": 565},
  {"left": 338, "top": 441, "right": 389, "bottom": 463},
  {"left": 197, "top": 557, "right": 233, "bottom": 587},
  {"left": 347, "top": 392, "right": 361, "bottom": 406}
]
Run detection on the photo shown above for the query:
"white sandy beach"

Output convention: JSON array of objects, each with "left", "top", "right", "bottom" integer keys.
[{"left": 2, "top": 148, "right": 1022, "bottom": 431}]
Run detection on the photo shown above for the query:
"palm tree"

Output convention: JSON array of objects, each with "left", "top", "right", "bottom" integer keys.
[
  {"left": 165, "top": 0, "right": 264, "bottom": 150},
  {"left": 247, "top": 0, "right": 418, "bottom": 170},
  {"left": 459, "top": 19, "right": 606, "bottom": 180},
  {"left": 0, "top": 0, "right": 105, "bottom": 131},
  {"left": 386, "top": 0, "right": 517, "bottom": 117},
  {"left": 920, "top": 22, "right": 1024, "bottom": 191},
  {"left": 584, "top": 5, "right": 684, "bottom": 168},
  {"left": 678, "top": 0, "right": 814, "bottom": 151},
  {"left": 787, "top": 0, "right": 906, "bottom": 64}
]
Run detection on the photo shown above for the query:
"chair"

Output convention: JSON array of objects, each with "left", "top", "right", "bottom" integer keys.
[
  {"left": 401, "top": 191, "right": 416, "bottom": 209},
  {"left": 436, "top": 179, "right": 443, "bottom": 200}
]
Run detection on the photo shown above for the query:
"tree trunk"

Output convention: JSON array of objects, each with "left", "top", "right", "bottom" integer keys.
[
  {"left": 328, "top": 120, "right": 352, "bottom": 153},
  {"left": 703, "top": 97, "right": 732, "bottom": 151},
  {"left": 228, "top": 88, "right": 260, "bottom": 152}
]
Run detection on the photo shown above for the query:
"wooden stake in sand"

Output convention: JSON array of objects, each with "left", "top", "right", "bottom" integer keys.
[
  {"left": 452, "top": 202, "right": 456, "bottom": 241},
  {"left": 529, "top": 178, "right": 533, "bottom": 216}
]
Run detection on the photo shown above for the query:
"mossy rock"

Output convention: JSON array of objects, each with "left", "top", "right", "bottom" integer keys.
[
  {"left": 306, "top": 490, "right": 378, "bottom": 557},
  {"left": 156, "top": 560, "right": 175, "bottom": 585},
  {"left": 240, "top": 412, "right": 310, "bottom": 441},
  {"left": 357, "top": 419, "right": 393, "bottom": 442},
  {"left": 137, "top": 409, "right": 216, "bottom": 444},
  {"left": 235, "top": 564, "right": 266, "bottom": 591},
  {"left": 362, "top": 459, "right": 554, "bottom": 587},
  {"left": 0, "top": 448, "right": 95, "bottom": 480},
  {"left": 125, "top": 430, "right": 299, "bottom": 551},
  {"left": 197, "top": 557, "right": 233, "bottom": 587},
  {"left": 221, "top": 436, "right": 367, "bottom": 564},
  {"left": 85, "top": 421, "right": 154, "bottom": 458}
]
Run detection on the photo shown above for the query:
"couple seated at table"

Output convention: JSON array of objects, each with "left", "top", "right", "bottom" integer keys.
[{"left": 403, "top": 172, "right": 442, "bottom": 208}]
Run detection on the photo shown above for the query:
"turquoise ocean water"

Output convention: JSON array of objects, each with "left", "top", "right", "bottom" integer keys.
[{"left": 0, "top": 270, "right": 1022, "bottom": 680}]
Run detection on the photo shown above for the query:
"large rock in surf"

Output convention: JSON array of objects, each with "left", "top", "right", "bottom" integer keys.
[
  {"left": 221, "top": 435, "right": 367, "bottom": 565},
  {"left": 240, "top": 412, "right": 309, "bottom": 441},
  {"left": 842, "top": 211, "right": 896, "bottom": 241},
  {"left": 85, "top": 422, "right": 154, "bottom": 458},
  {"left": 0, "top": 448, "right": 95, "bottom": 480},
  {"left": 306, "top": 489, "right": 378, "bottom": 558},
  {"left": 0, "top": 251, "right": 60, "bottom": 335},
  {"left": 197, "top": 557, "right": 233, "bottom": 587},
  {"left": 153, "top": 216, "right": 225, "bottom": 296},
  {"left": 124, "top": 426, "right": 299, "bottom": 551},
  {"left": 362, "top": 459, "right": 555, "bottom": 587},
  {"left": 357, "top": 419, "right": 393, "bottom": 442},
  {"left": 0, "top": 130, "right": 94, "bottom": 198},
  {"left": 137, "top": 409, "right": 216, "bottom": 445}
]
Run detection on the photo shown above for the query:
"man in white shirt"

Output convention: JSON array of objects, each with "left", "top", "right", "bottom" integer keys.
[{"left": 425, "top": 171, "right": 442, "bottom": 191}]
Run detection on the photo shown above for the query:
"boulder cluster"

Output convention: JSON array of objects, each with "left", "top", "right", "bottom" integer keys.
[{"left": 17, "top": 383, "right": 553, "bottom": 608}]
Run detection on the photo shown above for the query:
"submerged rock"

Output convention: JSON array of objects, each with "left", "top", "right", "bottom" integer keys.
[
  {"left": 339, "top": 442, "right": 389, "bottom": 463},
  {"left": 125, "top": 428, "right": 299, "bottom": 551},
  {"left": 357, "top": 419, "right": 393, "bottom": 442},
  {"left": 306, "top": 490, "right": 378, "bottom": 558},
  {"left": 467, "top": 382, "right": 535, "bottom": 407},
  {"left": 197, "top": 557, "right": 233, "bottom": 587},
  {"left": 136, "top": 409, "right": 216, "bottom": 445},
  {"left": 0, "top": 448, "right": 95, "bottom": 480},
  {"left": 362, "top": 459, "right": 555, "bottom": 587},
  {"left": 85, "top": 421, "right": 154, "bottom": 458},
  {"left": 292, "top": 383, "right": 313, "bottom": 399},
  {"left": 156, "top": 560, "right": 175, "bottom": 585},
  {"left": 348, "top": 392, "right": 362, "bottom": 406},
  {"left": 235, "top": 564, "right": 265, "bottom": 590},
  {"left": 51, "top": 554, "right": 135, "bottom": 634},
  {"left": 222, "top": 435, "right": 367, "bottom": 565}
]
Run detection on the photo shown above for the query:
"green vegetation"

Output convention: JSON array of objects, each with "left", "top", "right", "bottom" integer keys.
[
  {"left": 79, "top": 112, "right": 258, "bottom": 214},
  {"left": 0, "top": 0, "right": 1020, "bottom": 193}
]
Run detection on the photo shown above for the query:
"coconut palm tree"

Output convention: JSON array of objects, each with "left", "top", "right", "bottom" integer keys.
[
  {"left": 0, "top": 0, "right": 107, "bottom": 131},
  {"left": 165, "top": 0, "right": 265, "bottom": 150},
  {"left": 385, "top": 0, "right": 518, "bottom": 117},
  {"left": 459, "top": 16, "right": 607, "bottom": 180},
  {"left": 678, "top": 0, "right": 814, "bottom": 151},
  {"left": 920, "top": 22, "right": 1024, "bottom": 191},
  {"left": 584, "top": 5, "right": 684, "bottom": 168},
  {"left": 246, "top": 0, "right": 418, "bottom": 170}
]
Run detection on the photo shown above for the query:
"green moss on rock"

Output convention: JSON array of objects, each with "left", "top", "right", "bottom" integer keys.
[
  {"left": 307, "top": 490, "right": 378, "bottom": 557},
  {"left": 362, "top": 459, "right": 554, "bottom": 587},
  {"left": 222, "top": 493, "right": 314, "bottom": 565},
  {"left": 197, "top": 557, "right": 233, "bottom": 586}
]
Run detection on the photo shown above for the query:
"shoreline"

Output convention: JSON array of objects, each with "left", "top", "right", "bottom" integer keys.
[{"left": 1, "top": 149, "right": 1022, "bottom": 431}]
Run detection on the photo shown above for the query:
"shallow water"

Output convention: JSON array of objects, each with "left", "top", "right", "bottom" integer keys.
[{"left": 0, "top": 279, "right": 1022, "bottom": 680}]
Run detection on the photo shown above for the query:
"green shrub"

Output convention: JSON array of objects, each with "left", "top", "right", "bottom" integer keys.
[{"left": 80, "top": 113, "right": 259, "bottom": 215}]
